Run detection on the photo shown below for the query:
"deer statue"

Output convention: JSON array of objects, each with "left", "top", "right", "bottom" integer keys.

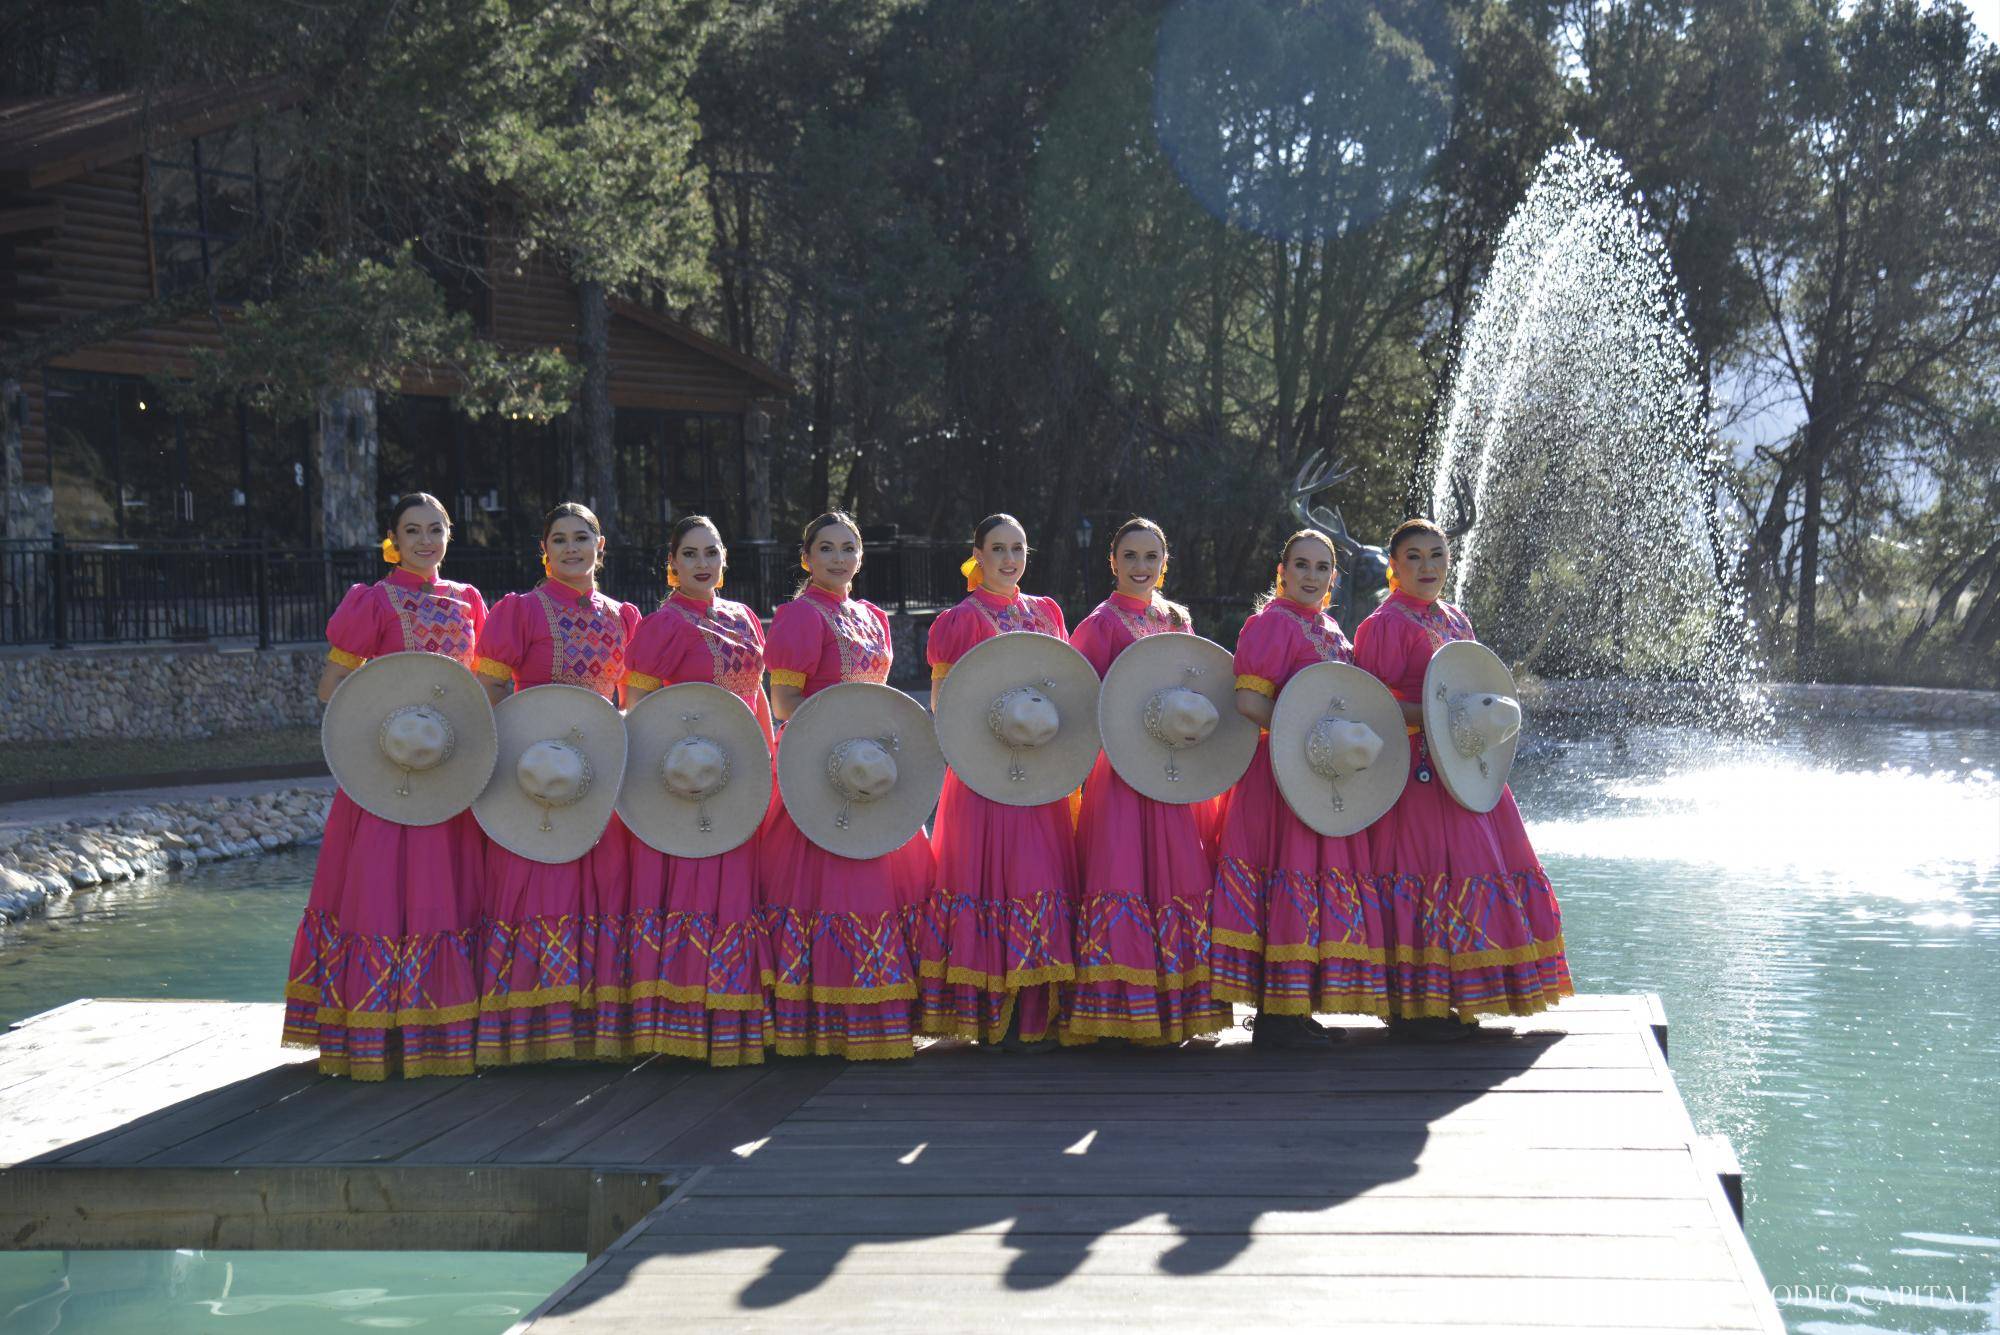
[{"left": 1287, "top": 450, "right": 1476, "bottom": 630}]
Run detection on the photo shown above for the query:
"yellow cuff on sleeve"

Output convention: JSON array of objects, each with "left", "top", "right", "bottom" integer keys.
[
  {"left": 1234, "top": 673, "right": 1277, "bottom": 698},
  {"left": 326, "top": 647, "right": 367, "bottom": 671},
  {"left": 768, "top": 668, "right": 807, "bottom": 690},
  {"left": 930, "top": 662, "right": 952, "bottom": 681},
  {"left": 474, "top": 657, "right": 515, "bottom": 682},
  {"left": 623, "top": 669, "right": 663, "bottom": 693}
]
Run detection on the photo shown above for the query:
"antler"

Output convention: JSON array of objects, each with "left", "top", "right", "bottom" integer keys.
[
  {"left": 1444, "top": 470, "right": 1478, "bottom": 540},
  {"left": 1288, "top": 449, "right": 1361, "bottom": 555}
]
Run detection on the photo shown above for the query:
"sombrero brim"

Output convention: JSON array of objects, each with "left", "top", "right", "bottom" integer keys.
[
  {"left": 1098, "top": 633, "right": 1257, "bottom": 804},
  {"left": 1421, "top": 639, "right": 1521, "bottom": 815},
  {"left": 473, "top": 684, "right": 629, "bottom": 864},
  {"left": 322, "top": 652, "right": 498, "bottom": 826},
  {"left": 617, "top": 682, "right": 772, "bottom": 857},
  {"left": 777, "top": 682, "right": 945, "bottom": 859},
  {"left": 1270, "top": 661, "right": 1410, "bottom": 838},
  {"left": 934, "top": 632, "right": 1101, "bottom": 806}
]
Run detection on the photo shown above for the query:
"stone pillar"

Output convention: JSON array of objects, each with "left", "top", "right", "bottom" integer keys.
[
  {"left": 743, "top": 401, "right": 774, "bottom": 540},
  {"left": 1, "top": 379, "right": 53, "bottom": 541},
  {"left": 315, "top": 387, "right": 378, "bottom": 548}
]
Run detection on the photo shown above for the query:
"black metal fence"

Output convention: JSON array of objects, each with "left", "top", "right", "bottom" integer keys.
[{"left": 0, "top": 536, "right": 966, "bottom": 649}]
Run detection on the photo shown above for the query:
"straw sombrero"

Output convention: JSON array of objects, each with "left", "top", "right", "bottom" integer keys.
[
  {"left": 776, "top": 682, "right": 945, "bottom": 860},
  {"left": 473, "top": 684, "right": 628, "bottom": 863},
  {"left": 1098, "top": 633, "right": 1257, "bottom": 804},
  {"left": 1270, "top": 661, "right": 1409, "bottom": 837},
  {"left": 322, "top": 652, "right": 498, "bottom": 826},
  {"left": 934, "top": 632, "right": 1101, "bottom": 806},
  {"left": 1422, "top": 639, "right": 1522, "bottom": 814},
  {"left": 618, "top": 682, "right": 771, "bottom": 858}
]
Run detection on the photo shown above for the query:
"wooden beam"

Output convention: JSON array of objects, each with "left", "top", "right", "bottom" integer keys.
[{"left": 0, "top": 1164, "right": 678, "bottom": 1254}]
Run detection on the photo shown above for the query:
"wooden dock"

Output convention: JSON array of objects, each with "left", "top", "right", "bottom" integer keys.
[{"left": 0, "top": 994, "right": 1781, "bottom": 1332}]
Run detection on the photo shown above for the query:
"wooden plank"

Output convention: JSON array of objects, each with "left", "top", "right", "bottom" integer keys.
[
  {"left": 400, "top": 1065, "right": 646, "bottom": 1166},
  {"left": 490, "top": 1062, "right": 695, "bottom": 1165},
  {"left": 689, "top": 1153, "right": 1707, "bottom": 1200},
  {"left": 530, "top": 1273, "right": 1766, "bottom": 1332},
  {"left": 789, "top": 1090, "right": 1668, "bottom": 1122},
  {"left": 844, "top": 1032, "right": 1643, "bottom": 1073},
  {"left": 761, "top": 1111, "right": 1693, "bottom": 1151},
  {"left": 54, "top": 1063, "right": 327, "bottom": 1166},
  {"left": 649, "top": 1059, "right": 849, "bottom": 1165},
  {"left": 811, "top": 1066, "right": 1666, "bottom": 1097},
  {"left": 606, "top": 1228, "right": 1741, "bottom": 1280},
  {"left": 161, "top": 1068, "right": 464, "bottom": 1166},
  {"left": 634, "top": 1192, "right": 1723, "bottom": 1239},
  {"left": 563, "top": 1064, "right": 767, "bottom": 1167}
]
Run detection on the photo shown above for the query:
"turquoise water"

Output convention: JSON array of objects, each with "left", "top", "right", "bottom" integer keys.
[
  {"left": 0, "top": 850, "right": 582, "bottom": 1334},
  {"left": 0, "top": 718, "right": 1994, "bottom": 1331}
]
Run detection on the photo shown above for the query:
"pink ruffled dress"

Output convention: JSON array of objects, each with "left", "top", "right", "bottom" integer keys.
[
  {"left": 759, "top": 586, "right": 935, "bottom": 1060},
  {"left": 608, "top": 589, "right": 776, "bottom": 1066},
  {"left": 1351, "top": 590, "right": 1573, "bottom": 1019},
  {"left": 913, "top": 587, "right": 1081, "bottom": 1044},
  {"left": 281, "top": 569, "right": 490, "bottom": 1080},
  {"left": 472, "top": 580, "right": 641, "bottom": 1065},
  {"left": 1061, "top": 592, "right": 1230, "bottom": 1044},
  {"left": 1211, "top": 597, "right": 1391, "bottom": 1017}
]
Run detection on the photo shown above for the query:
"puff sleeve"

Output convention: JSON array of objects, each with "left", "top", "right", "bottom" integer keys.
[
  {"left": 623, "top": 609, "right": 687, "bottom": 692},
  {"left": 1231, "top": 609, "right": 1290, "bottom": 699},
  {"left": 925, "top": 603, "right": 979, "bottom": 681},
  {"left": 325, "top": 584, "right": 388, "bottom": 668},
  {"left": 474, "top": 592, "right": 531, "bottom": 683},
  {"left": 1068, "top": 607, "right": 1117, "bottom": 678},
  {"left": 764, "top": 600, "right": 824, "bottom": 691},
  {"left": 1351, "top": 607, "right": 1412, "bottom": 700},
  {"left": 1034, "top": 594, "right": 1070, "bottom": 641}
]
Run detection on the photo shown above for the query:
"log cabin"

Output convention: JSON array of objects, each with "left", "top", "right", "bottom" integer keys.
[{"left": 0, "top": 82, "right": 792, "bottom": 555}]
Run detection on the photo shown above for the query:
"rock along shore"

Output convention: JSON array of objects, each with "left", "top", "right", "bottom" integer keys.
[{"left": 0, "top": 787, "right": 333, "bottom": 923}]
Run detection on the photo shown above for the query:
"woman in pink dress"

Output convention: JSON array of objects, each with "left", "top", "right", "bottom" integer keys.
[
  {"left": 1061, "top": 518, "right": 1229, "bottom": 1045},
  {"left": 759, "top": 511, "right": 935, "bottom": 1060},
  {"left": 614, "top": 515, "right": 775, "bottom": 1066},
  {"left": 914, "top": 513, "right": 1080, "bottom": 1048},
  {"left": 1351, "top": 518, "right": 1572, "bottom": 1034},
  {"left": 472, "top": 502, "right": 642, "bottom": 1065},
  {"left": 1212, "top": 529, "right": 1391, "bottom": 1047},
  {"left": 282, "top": 492, "right": 489, "bottom": 1080}
]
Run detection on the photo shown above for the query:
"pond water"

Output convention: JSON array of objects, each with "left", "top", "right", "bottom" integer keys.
[{"left": 0, "top": 716, "right": 1993, "bottom": 1332}]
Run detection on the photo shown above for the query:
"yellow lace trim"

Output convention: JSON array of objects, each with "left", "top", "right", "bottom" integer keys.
[
  {"left": 478, "top": 983, "right": 590, "bottom": 1011},
  {"left": 769, "top": 1035, "right": 914, "bottom": 1061},
  {"left": 623, "top": 668, "right": 663, "bottom": 692},
  {"left": 474, "top": 656, "right": 515, "bottom": 681},
  {"left": 930, "top": 662, "right": 952, "bottom": 680},
  {"left": 769, "top": 980, "right": 918, "bottom": 1004},
  {"left": 768, "top": 668, "right": 807, "bottom": 689},
  {"left": 326, "top": 646, "right": 367, "bottom": 670},
  {"left": 1068, "top": 962, "right": 1210, "bottom": 990},
  {"left": 915, "top": 960, "right": 1076, "bottom": 990},
  {"left": 313, "top": 1053, "right": 476, "bottom": 1081},
  {"left": 587, "top": 982, "right": 765, "bottom": 1010},
  {"left": 305, "top": 1000, "right": 483, "bottom": 1027},
  {"left": 1235, "top": 673, "right": 1277, "bottom": 698}
]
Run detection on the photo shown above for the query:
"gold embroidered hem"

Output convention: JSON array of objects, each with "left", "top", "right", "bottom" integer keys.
[
  {"left": 1057, "top": 1010, "right": 1231, "bottom": 1043},
  {"left": 478, "top": 983, "right": 591, "bottom": 1011},
  {"left": 1386, "top": 983, "right": 1575, "bottom": 1022},
  {"left": 768, "top": 980, "right": 918, "bottom": 1004},
  {"left": 915, "top": 960, "right": 1076, "bottom": 991},
  {"left": 1069, "top": 962, "right": 1211, "bottom": 990},
  {"left": 588, "top": 982, "right": 767, "bottom": 1010},
  {"left": 769, "top": 1035, "right": 914, "bottom": 1061},
  {"left": 306, "top": 999, "right": 484, "bottom": 1027},
  {"left": 315, "top": 1053, "right": 476, "bottom": 1081}
]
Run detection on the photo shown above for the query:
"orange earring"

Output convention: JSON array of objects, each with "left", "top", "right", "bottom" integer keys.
[
  {"left": 381, "top": 537, "right": 401, "bottom": 564},
  {"left": 541, "top": 552, "right": 552, "bottom": 576},
  {"left": 666, "top": 569, "right": 680, "bottom": 589}
]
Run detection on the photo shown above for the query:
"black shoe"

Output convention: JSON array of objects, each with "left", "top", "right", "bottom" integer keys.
[
  {"left": 1249, "top": 1012, "right": 1336, "bottom": 1049},
  {"left": 1388, "top": 1016, "right": 1473, "bottom": 1043}
]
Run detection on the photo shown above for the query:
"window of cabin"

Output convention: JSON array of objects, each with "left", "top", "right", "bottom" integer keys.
[{"left": 147, "top": 124, "right": 278, "bottom": 294}]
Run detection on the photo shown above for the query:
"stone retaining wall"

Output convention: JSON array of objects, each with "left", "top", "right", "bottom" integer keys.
[
  {"left": 0, "top": 644, "right": 326, "bottom": 743},
  {"left": 0, "top": 608, "right": 943, "bottom": 745}
]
